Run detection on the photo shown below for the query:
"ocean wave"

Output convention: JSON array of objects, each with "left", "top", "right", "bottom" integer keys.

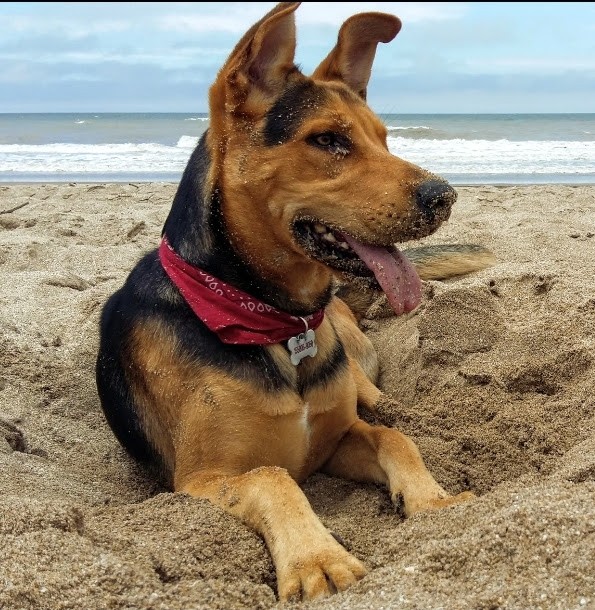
[
  {"left": 0, "top": 141, "right": 189, "bottom": 174},
  {"left": 184, "top": 117, "right": 210, "bottom": 122},
  {"left": 176, "top": 136, "right": 200, "bottom": 149},
  {"left": 384, "top": 126, "right": 455, "bottom": 140},
  {"left": 386, "top": 125, "right": 431, "bottom": 130},
  {"left": 386, "top": 137, "right": 595, "bottom": 174},
  {"left": 0, "top": 142, "right": 172, "bottom": 154},
  {"left": 0, "top": 138, "right": 593, "bottom": 179}
]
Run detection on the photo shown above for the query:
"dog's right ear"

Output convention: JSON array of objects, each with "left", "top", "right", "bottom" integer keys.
[
  {"left": 209, "top": 2, "right": 300, "bottom": 116},
  {"left": 207, "top": 2, "right": 300, "bottom": 182}
]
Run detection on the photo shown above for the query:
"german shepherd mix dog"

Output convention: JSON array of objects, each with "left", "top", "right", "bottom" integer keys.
[{"left": 97, "top": 2, "right": 494, "bottom": 601}]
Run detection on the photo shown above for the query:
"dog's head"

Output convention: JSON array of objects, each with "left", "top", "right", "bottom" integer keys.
[{"left": 206, "top": 2, "right": 456, "bottom": 315}]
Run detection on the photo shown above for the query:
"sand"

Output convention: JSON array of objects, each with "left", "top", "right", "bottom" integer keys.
[{"left": 1, "top": 182, "right": 594, "bottom": 610}]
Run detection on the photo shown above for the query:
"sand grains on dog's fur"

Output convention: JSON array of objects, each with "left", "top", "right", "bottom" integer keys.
[{"left": 1, "top": 183, "right": 594, "bottom": 609}]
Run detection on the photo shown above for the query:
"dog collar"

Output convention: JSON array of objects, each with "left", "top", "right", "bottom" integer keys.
[{"left": 159, "top": 236, "right": 324, "bottom": 348}]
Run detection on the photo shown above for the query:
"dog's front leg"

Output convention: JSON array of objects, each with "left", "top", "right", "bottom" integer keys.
[
  {"left": 323, "top": 419, "right": 475, "bottom": 517},
  {"left": 178, "top": 468, "right": 367, "bottom": 601}
]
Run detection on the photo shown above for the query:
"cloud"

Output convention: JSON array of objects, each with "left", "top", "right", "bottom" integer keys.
[
  {"left": 57, "top": 72, "right": 104, "bottom": 83},
  {"left": 2, "top": 14, "right": 129, "bottom": 39},
  {"left": 461, "top": 57, "right": 595, "bottom": 76},
  {"left": 158, "top": 4, "right": 269, "bottom": 34},
  {"left": 0, "top": 58, "right": 214, "bottom": 112},
  {"left": 367, "top": 71, "right": 595, "bottom": 113},
  {"left": 0, "top": 2, "right": 593, "bottom": 113},
  {"left": 158, "top": 2, "right": 468, "bottom": 33},
  {"left": 296, "top": 2, "right": 467, "bottom": 26},
  {"left": 0, "top": 48, "right": 225, "bottom": 71}
]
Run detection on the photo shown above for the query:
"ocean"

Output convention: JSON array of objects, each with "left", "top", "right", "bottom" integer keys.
[{"left": 1, "top": 113, "right": 594, "bottom": 184}]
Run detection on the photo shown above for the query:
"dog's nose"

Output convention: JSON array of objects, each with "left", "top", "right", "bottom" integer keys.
[{"left": 415, "top": 180, "right": 457, "bottom": 216}]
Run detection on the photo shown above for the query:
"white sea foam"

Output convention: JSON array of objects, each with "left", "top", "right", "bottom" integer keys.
[
  {"left": 0, "top": 143, "right": 168, "bottom": 154},
  {"left": 0, "top": 142, "right": 190, "bottom": 175},
  {"left": 184, "top": 117, "right": 210, "bottom": 121},
  {"left": 176, "top": 136, "right": 200, "bottom": 149},
  {"left": 387, "top": 137, "right": 595, "bottom": 175},
  {"left": 386, "top": 125, "right": 431, "bottom": 131},
  {"left": 0, "top": 138, "right": 594, "bottom": 182}
]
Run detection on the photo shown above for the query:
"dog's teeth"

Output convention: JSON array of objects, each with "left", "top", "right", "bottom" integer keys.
[
  {"left": 314, "top": 223, "right": 327, "bottom": 234},
  {"left": 323, "top": 233, "right": 336, "bottom": 242},
  {"left": 339, "top": 241, "right": 349, "bottom": 249}
]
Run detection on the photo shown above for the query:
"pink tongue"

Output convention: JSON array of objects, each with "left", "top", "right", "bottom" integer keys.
[{"left": 342, "top": 235, "right": 422, "bottom": 316}]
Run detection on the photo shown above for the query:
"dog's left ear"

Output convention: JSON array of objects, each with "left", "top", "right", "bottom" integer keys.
[{"left": 312, "top": 13, "right": 401, "bottom": 100}]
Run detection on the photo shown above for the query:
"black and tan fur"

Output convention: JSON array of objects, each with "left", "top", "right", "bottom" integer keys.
[{"left": 96, "top": 3, "right": 494, "bottom": 601}]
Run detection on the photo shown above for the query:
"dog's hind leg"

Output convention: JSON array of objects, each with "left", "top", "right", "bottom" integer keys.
[
  {"left": 178, "top": 468, "right": 367, "bottom": 601},
  {"left": 322, "top": 419, "right": 474, "bottom": 517}
]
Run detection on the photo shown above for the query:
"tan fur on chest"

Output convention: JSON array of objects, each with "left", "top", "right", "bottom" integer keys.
[{"left": 128, "top": 313, "right": 358, "bottom": 484}]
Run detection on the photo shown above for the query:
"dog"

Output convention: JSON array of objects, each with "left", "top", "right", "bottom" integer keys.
[{"left": 96, "top": 3, "right": 495, "bottom": 601}]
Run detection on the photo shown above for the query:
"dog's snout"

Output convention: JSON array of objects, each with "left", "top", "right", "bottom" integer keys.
[{"left": 415, "top": 180, "right": 457, "bottom": 216}]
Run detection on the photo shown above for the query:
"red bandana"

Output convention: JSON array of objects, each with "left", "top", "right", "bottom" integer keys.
[{"left": 158, "top": 237, "right": 325, "bottom": 345}]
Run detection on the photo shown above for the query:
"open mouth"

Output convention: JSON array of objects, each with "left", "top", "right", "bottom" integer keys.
[
  {"left": 293, "top": 220, "right": 372, "bottom": 276},
  {"left": 293, "top": 219, "right": 423, "bottom": 316}
]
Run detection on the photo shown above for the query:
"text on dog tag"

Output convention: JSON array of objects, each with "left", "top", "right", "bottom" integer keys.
[{"left": 287, "top": 329, "right": 318, "bottom": 365}]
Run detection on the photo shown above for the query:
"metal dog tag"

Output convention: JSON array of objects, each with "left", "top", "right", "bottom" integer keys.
[{"left": 288, "top": 328, "right": 318, "bottom": 366}]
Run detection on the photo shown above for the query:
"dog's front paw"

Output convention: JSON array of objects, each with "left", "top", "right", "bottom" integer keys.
[
  {"left": 277, "top": 535, "right": 368, "bottom": 601},
  {"left": 395, "top": 490, "right": 476, "bottom": 517}
]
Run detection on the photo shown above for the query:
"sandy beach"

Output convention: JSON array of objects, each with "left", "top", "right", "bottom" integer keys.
[{"left": 1, "top": 182, "right": 594, "bottom": 610}]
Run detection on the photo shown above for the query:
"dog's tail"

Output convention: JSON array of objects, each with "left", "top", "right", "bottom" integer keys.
[
  {"left": 404, "top": 244, "right": 496, "bottom": 280},
  {"left": 336, "top": 244, "right": 496, "bottom": 320}
]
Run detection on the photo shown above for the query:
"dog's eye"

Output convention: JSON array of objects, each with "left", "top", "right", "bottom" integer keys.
[
  {"left": 307, "top": 132, "right": 350, "bottom": 155},
  {"left": 314, "top": 133, "right": 333, "bottom": 147}
]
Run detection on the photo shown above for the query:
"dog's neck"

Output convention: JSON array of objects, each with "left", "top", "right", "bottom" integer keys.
[{"left": 162, "top": 132, "right": 333, "bottom": 317}]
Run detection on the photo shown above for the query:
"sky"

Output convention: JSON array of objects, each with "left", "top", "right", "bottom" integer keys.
[{"left": 1, "top": 2, "right": 594, "bottom": 114}]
